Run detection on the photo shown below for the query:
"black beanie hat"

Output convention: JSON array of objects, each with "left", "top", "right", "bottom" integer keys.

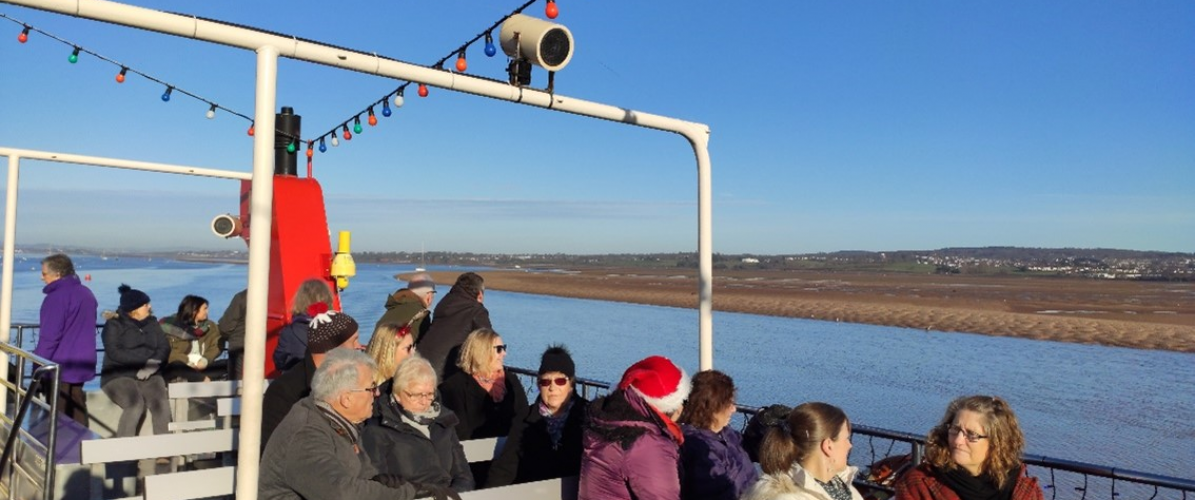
[
  {"left": 118, "top": 284, "right": 151, "bottom": 312},
  {"left": 538, "top": 344, "right": 576, "bottom": 379},
  {"left": 307, "top": 307, "right": 360, "bottom": 354}
]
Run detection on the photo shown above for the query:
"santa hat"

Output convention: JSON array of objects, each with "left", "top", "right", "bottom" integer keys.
[{"left": 618, "top": 355, "right": 690, "bottom": 414}]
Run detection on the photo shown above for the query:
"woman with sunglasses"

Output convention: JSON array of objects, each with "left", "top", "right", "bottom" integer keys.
[
  {"left": 487, "top": 345, "right": 590, "bottom": 487},
  {"left": 895, "top": 396, "right": 1043, "bottom": 500},
  {"left": 678, "top": 370, "right": 757, "bottom": 500},
  {"left": 361, "top": 355, "right": 474, "bottom": 493},
  {"left": 439, "top": 328, "right": 529, "bottom": 485},
  {"left": 743, "top": 402, "right": 860, "bottom": 500}
]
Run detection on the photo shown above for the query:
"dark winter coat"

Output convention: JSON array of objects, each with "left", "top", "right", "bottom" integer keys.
[
  {"left": 375, "top": 289, "right": 431, "bottom": 341},
  {"left": 261, "top": 354, "right": 316, "bottom": 452},
  {"left": 35, "top": 275, "right": 98, "bottom": 384},
  {"left": 579, "top": 389, "right": 684, "bottom": 500},
  {"left": 217, "top": 289, "right": 247, "bottom": 351},
  {"left": 417, "top": 288, "right": 490, "bottom": 377},
  {"left": 895, "top": 463, "right": 1044, "bottom": 500},
  {"left": 438, "top": 369, "right": 529, "bottom": 441},
  {"left": 259, "top": 397, "right": 418, "bottom": 500},
  {"left": 159, "top": 315, "right": 222, "bottom": 366},
  {"left": 99, "top": 313, "right": 170, "bottom": 384},
  {"left": 680, "top": 424, "right": 758, "bottom": 500},
  {"left": 360, "top": 395, "right": 474, "bottom": 491},
  {"left": 486, "top": 393, "right": 590, "bottom": 487},
  {"left": 273, "top": 313, "right": 312, "bottom": 372}
]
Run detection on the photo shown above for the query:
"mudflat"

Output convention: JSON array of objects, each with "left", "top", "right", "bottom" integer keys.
[{"left": 421, "top": 269, "right": 1195, "bottom": 353}]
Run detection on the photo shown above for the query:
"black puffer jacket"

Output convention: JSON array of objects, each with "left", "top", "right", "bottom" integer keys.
[
  {"left": 100, "top": 312, "right": 170, "bottom": 384},
  {"left": 360, "top": 395, "right": 475, "bottom": 491},
  {"left": 439, "top": 370, "right": 529, "bottom": 441},
  {"left": 486, "top": 393, "right": 589, "bottom": 487},
  {"left": 260, "top": 354, "right": 316, "bottom": 452},
  {"left": 416, "top": 288, "right": 490, "bottom": 377}
]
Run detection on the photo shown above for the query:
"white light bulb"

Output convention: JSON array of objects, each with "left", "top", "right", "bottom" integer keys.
[
  {"left": 206, "top": 109, "right": 216, "bottom": 119},
  {"left": 331, "top": 136, "right": 340, "bottom": 147},
  {"left": 394, "top": 94, "right": 404, "bottom": 108}
]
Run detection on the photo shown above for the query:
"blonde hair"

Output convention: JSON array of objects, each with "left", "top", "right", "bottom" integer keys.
[
  {"left": 924, "top": 395, "right": 1025, "bottom": 489},
  {"left": 456, "top": 328, "right": 501, "bottom": 375},
  {"left": 366, "top": 323, "right": 414, "bottom": 385},
  {"left": 759, "top": 402, "right": 849, "bottom": 475},
  {"left": 391, "top": 355, "right": 437, "bottom": 396}
]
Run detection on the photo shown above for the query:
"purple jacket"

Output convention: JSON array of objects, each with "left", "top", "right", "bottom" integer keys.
[
  {"left": 680, "top": 424, "right": 758, "bottom": 500},
  {"left": 34, "top": 275, "right": 98, "bottom": 384},
  {"left": 580, "top": 389, "right": 683, "bottom": 500}
]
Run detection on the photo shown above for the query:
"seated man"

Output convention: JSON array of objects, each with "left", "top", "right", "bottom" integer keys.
[{"left": 259, "top": 349, "right": 459, "bottom": 500}]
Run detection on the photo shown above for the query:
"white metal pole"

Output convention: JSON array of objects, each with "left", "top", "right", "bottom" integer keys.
[
  {"left": 685, "top": 131, "right": 714, "bottom": 371},
  {"left": 0, "top": 148, "right": 251, "bottom": 180},
  {"left": 234, "top": 45, "right": 278, "bottom": 500},
  {"left": 0, "top": 154, "right": 19, "bottom": 409}
]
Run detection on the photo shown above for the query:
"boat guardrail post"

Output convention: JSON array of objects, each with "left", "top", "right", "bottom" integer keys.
[
  {"left": 0, "top": 346, "right": 59, "bottom": 500},
  {"left": 684, "top": 127, "right": 714, "bottom": 372},
  {"left": 234, "top": 43, "right": 280, "bottom": 500},
  {"left": 0, "top": 153, "right": 20, "bottom": 411}
]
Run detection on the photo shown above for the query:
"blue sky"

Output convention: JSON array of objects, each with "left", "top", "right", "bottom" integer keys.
[{"left": 0, "top": 1, "right": 1191, "bottom": 254}]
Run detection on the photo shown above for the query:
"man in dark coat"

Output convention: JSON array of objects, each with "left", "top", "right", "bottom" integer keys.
[
  {"left": 217, "top": 289, "right": 247, "bottom": 380},
  {"left": 33, "top": 253, "right": 98, "bottom": 425},
  {"left": 376, "top": 272, "right": 435, "bottom": 340},
  {"left": 416, "top": 272, "right": 490, "bottom": 378},
  {"left": 260, "top": 309, "right": 362, "bottom": 451}
]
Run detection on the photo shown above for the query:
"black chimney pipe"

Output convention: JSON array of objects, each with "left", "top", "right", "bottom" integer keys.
[{"left": 274, "top": 106, "right": 301, "bottom": 176}]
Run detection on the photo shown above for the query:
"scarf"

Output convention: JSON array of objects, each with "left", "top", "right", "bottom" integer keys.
[
  {"left": 473, "top": 367, "right": 507, "bottom": 403},
  {"left": 394, "top": 395, "right": 442, "bottom": 439},
  {"left": 315, "top": 400, "right": 361, "bottom": 448},
  {"left": 538, "top": 397, "right": 574, "bottom": 449},
  {"left": 814, "top": 475, "right": 853, "bottom": 500},
  {"left": 937, "top": 466, "right": 1016, "bottom": 500}
]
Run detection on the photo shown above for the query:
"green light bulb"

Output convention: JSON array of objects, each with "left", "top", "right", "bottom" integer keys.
[
  {"left": 68, "top": 53, "right": 78, "bottom": 64},
  {"left": 353, "top": 122, "right": 363, "bottom": 134},
  {"left": 287, "top": 141, "right": 296, "bottom": 153}
]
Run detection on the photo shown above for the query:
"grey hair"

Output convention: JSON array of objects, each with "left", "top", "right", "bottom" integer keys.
[
  {"left": 391, "top": 354, "right": 437, "bottom": 396},
  {"left": 311, "top": 348, "right": 377, "bottom": 402},
  {"left": 41, "top": 254, "right": 76, "bottom": 277}
]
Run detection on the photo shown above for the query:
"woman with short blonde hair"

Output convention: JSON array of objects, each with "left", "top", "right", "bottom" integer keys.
[
  {"left": 439, "top": 328, "right": 529, "bottom": 472},
  {"left": 895, "top": 396, "right": 1043, "bottom": 500}
]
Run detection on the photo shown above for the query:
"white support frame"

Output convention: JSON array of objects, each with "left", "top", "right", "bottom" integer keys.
[{"left": 0, "top": 1, "right": 716, "bottom": 498}]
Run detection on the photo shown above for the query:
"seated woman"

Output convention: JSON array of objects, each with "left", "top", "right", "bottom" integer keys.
[
  {"left": 895, "top": 396, "right": 1043, "bottom": 500},
  {"left": 159, "top": 294, "right": 223, "bottom": 382},
  {"left": 100, "top": 284, "right": 172, "bottom": 438},
  {"left": 273, "top": 278, "right": 334, "bottom": 371},
  {"left": 365, "top": 319, "right": 421, "bottom": 395},
  {"left": 743, "top": 402, "right": 861, "bottom": 500},
  {"left": 486, "top": 345, "right": 589, "bottom": 487},
  {"left": 361, "top": 355, "right": 474, "bottom": 493},
  {"left": 439, "top": 328, "right": 529, "bottom": 441},
  {"left": 678, "top": 370, "right": 758, "bottom": 500}
]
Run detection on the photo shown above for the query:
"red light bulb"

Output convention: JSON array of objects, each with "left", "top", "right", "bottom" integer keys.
[
  {"left": 418, "top": 84, "right": 429, "bottom": 97},
  {"left": 18, "top": 30, "right": 29, "bottom": 44},
  {"left": 306, "top": 147, "right": 314, "bottom": 159},
  {"left": 343, "top": 127, "right": 352, "bottom": 140},
  {"left": 247, "top": 125, "right": 255, "bottom": 136},
  {"left": 545, "top": 0, "right": 558, "bottom": 19},
  {"left": 456, "top": 56, "right": 468, "bottom": 72},
  {"left": 368, "top": 114, "right": 378, "bottom": 126}
]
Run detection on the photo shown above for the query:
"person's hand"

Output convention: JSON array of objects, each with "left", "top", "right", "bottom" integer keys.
[
  {"left": 411, "top": 482, "right": 461, "bottom": 500},
  {"left": 370, "top": 474, "right": 408, "bottom": 489},
  {"left": 136, "top": 359, "right": 161, "bottom": 380},
  {"left": 194, "top": 358, "right": 209, "bottom": 370}
]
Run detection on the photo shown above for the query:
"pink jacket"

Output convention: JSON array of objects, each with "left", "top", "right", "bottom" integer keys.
[{"left": 579, "top": 389, "right": 683, "bottom": 500}]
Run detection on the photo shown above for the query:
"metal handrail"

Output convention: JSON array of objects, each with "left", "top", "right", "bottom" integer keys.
[
  {"left": 0, "top": 342, "right": 59, "bottom": 500},
  {"left": 507, "top": 366, "right": 1195, "bottom": 497}
]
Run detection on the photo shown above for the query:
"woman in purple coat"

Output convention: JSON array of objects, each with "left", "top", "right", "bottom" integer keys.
[
  {"left": 678, "top": 370, "right": 758, "bottom": 500},
  {"left": 580, "top": 355, "right": 691, "bottom": 500}
]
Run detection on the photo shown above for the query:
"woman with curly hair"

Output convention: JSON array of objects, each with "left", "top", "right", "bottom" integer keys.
[{"left": 895, "top": 396, "right": 1043, "bottom": 500}]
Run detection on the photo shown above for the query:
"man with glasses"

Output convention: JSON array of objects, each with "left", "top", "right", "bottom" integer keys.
[
  {"left": 376, "top": 272, "right": 436, "bottom": 340},
  {"left": 261, "top": 348, "right": 429, "bottom": 499},
  {"left": 34, "top": 253, "right": 98, "bottom": 426}
]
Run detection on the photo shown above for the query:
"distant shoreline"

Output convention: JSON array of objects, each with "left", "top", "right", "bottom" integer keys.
[{"left": 419, "top": 268, "right": 1195, "bottom": 354}]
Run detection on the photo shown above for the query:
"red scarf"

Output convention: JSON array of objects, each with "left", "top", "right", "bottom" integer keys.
[{"left": 473, "top": 367, "right": 507, "bottom": 403}]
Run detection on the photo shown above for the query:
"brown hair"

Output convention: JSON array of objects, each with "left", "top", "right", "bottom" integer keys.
[
  {"left": 41, "top": 254, "right": 76, "bottom": 277},
  {"left": 924, "top": 395, "right": 1025, "bottom": 489},
  {"left": 758, "top": 402, "right": 850, "bottom": 475},
  {"left": 678, "top": 370, "right": 736, "bottom": 430},
  {"left": 291, "top": 278, "right": 334, "bottom": 316},
  {"left": 456, "top": 328, "right": 501, "bottom": 375}
]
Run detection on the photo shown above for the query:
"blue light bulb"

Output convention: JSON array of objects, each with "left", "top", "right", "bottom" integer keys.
[
  {"left": 319, "top": 138, "right": 327, "bottom": 153},
  {"left": 161, "top": 87, "right": 173, "bottom": 102},
  {"left": 485, "top": 39, "right": 497, "bottom": 57},
  {"left": 382, "top": 101, "right": 392, "bottom": 117}
]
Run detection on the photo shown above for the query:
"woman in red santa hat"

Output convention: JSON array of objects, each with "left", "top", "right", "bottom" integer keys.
[{"left": 579, "top": 355, "right": 691, "bottom": 500}]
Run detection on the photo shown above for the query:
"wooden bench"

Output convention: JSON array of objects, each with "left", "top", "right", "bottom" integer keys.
[
  {"left": 79, "top": 428, "right": 239, "bottom": 500},
  {"left": 166, "top": 381, "right": 255, "bottom": 432}
]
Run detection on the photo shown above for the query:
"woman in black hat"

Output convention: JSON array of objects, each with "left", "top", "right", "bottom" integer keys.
[
  {"left": 485, "top": 344, "right": 589, "bottom": 487},
  {"left": 100, "top": 284, "right": 172, "bottom": 438}
]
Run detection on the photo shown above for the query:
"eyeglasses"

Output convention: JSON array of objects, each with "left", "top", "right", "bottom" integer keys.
[
  {"left": 494, "top": 344, "right": 508, "bottom": 354},
  {"left": 947, "top": 424, "right": 989, "bottom": 443},
  {"left": 403, "top": 391, "right": 436, "bottom": 401},
  {"left": 538, "top": 377, "right": 569, "bottom": 387},
  {"left": 349, "top": 384, "right": 380, "bottom": 397}
]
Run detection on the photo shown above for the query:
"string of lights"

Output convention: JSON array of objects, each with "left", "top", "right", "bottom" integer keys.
[
  {"left": 2, "top": 12, "right": 260, "bottom": 137},
  {"left": 305, "top": 0, "right": 560, "bottom": 156}
]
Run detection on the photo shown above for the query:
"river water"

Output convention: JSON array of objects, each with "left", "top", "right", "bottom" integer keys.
[{"left": 4, "top": 255, "right": 1192, "bottom": 480}]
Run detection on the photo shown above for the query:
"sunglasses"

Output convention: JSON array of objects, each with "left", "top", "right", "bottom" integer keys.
[
  {"left": 494, "top": 344, "right": 508, "bottom": 354},
  {"left": 538, "top": 377, "right": 569, "bottom": 387}
]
